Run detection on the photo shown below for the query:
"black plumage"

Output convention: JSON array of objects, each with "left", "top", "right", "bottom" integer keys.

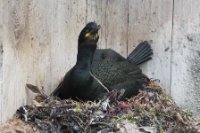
[{"left": 51, "top": 22, "right": 153, "bottom": 101}]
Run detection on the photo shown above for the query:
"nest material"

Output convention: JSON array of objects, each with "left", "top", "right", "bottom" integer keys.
[{"left": 1, "top": 81, "right": 200, "bottom": 133}]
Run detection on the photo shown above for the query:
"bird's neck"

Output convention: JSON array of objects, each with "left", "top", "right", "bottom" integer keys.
[
  {"left": 69, "top": 44, "right": 96, "bottom": 90},
  {"left": 75, "top": 45, "right": 96, "bottom": 71}
]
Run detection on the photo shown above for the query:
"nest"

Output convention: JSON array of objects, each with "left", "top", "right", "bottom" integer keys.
[{"left": 1, "top": 81, "right": 200, "bottom": 133}]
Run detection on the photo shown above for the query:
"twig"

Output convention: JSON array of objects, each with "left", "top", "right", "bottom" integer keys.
[
  {"left": 90, "top": 72, "right": 109, "bottom": 92},
  {"left": 89, "top": 121, "right": 116, "bottom": 130},
  {"left": 71, "top": 115, "right": 85, "bottom": 132}
]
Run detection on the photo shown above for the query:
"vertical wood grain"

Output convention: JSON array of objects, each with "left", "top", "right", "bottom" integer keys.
[
  {"left": 128, "top": 0, "right": 173, "bottom": 93},
  {"left": 104, "top": 0, "right": 129, "bottom": 57},
  {"left": 171, "top": 0, "right": 200, "bottom": 116},
  {"left": 86, "top": 0, "right": 107, "bottom": 49},
  {"left": 1, "top": 0, "right": 87, "bottom": 123},
  {"left": 2, "top": 0, "right": 31, "bottom": 123},
  {"left": 0, "top": 0, "right": 3, "bottom": 123},
  {"left": 48, "top": 0, "right": 87, "bottom": 94}
]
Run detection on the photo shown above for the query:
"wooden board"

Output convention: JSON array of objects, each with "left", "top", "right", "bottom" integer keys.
[
  {"left": 1, "top": 0, "right": 87, "bottom": 123},
  {"left": 86, "top": 0, "right": 108, "bottom": 49},
  {"left": 47, "top": 0, "right": 87, "bottom": 94},
  {"left": 105, "top": 0, "right": 129, "bottom": 57},
  {"left": 0, "top": 0, "right": 3, "bottom": 123},
  {"left": 1, "top": 0, "right": 30, "bottom": 123},
  {"left": 171, "top": 0, "right": 200, "bottom": 116},
  {"left": 128, "top": 0, "right": 173, "bottom": 93}
]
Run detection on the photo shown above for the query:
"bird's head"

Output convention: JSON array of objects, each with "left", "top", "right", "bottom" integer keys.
[{"left": 78, "top": 22, "right": 100, "bottom": 47}]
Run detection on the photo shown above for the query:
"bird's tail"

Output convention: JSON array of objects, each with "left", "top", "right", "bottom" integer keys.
[{"left": 127, "top": 41, "right": 153, "bottom": 65}]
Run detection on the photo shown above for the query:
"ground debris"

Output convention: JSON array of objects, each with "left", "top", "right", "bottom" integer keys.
[
  {"left": 1, "top": 81, "right": 200, "bottom": 133},
  {"left": 16, "top": 96, "right": 119, "bottom": 133},
  {"left": 0, "top": 117, "right": 39, "bottom": 133}
]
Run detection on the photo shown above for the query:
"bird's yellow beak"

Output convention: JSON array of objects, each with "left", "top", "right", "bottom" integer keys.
[
  {"left": 85, "top": 32, "right": 98, "bottom": 40},
  {"left": 85, "top": 33, "right": 91, "bottom": 38}
]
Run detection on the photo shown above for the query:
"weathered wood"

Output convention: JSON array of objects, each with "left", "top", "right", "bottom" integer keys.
[
  {"left": 47, "top": 0, "right": 87, "bottom": 94},
  {"left": 171, "top": 0, "right": 200, "bottom": 116},
  {"left": 104, "top": 0, "right": 129, "bottom": 57},
  {"left": 128, "top": 0, "right": 173, "bottom": 93},
  {"left": 2, "top": 0, "right": 30, "bottom": 123},
  {"left": 0, "top": 0, "right": 3, "bottom": 123},
  {"left": 86, "top": 0, "right": 107, "bottom": 49},
  {"left": 1, "top": 0, "right": 87, "bottom": 123}
]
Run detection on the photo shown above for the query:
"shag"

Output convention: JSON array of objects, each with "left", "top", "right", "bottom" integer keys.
[{"left": 52, "top": 22, "right": 153, "bottom": 101}]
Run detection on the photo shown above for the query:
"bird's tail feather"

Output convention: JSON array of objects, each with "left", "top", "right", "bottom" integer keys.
[{"left": 127, "top": 41, "right": 153, "bottom": 65}]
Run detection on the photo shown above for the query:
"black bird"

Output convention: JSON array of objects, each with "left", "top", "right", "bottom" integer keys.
[{"left": 52, "top": 22, "right": 153, "bottom": 101}]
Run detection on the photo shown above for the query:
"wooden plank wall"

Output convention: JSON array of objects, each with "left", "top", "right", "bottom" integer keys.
[
  {"left": 128, "top": 0, "right": 173, "bottom": 93},
  {"left": 0, "top": 0, "right": 3, "bottom": 122},
  {"left": 0, "top": 0, "right": 200, "bottom": 123},
  {"left": 171, "top": 0, "right": 200, "bottom": 116}
]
